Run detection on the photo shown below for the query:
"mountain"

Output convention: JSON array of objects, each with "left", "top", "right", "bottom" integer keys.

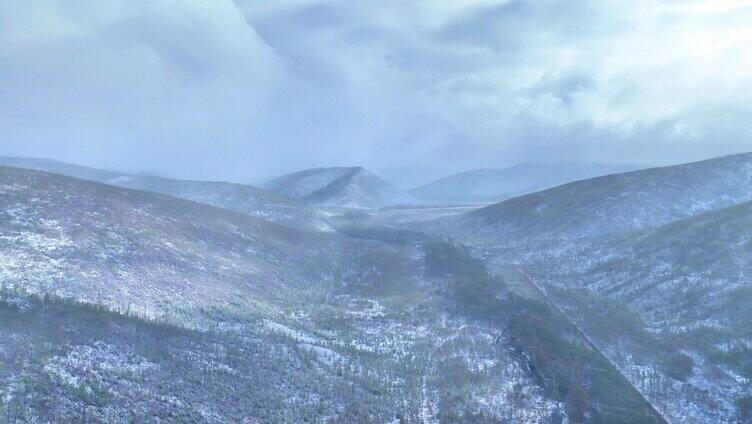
[
  {"left": 518, "top": 201, "right": 752, "bottom": 423},
  {"left": 0, "top": 166, "right": 668, "bottom": 423},
  {"left": 447, "top": 152, "right": 752, "bottom": 243},
  {"left": 0, "top": 156, "right": 332, "bottom": 231},
  {"left": 264, "top": 166, "right": 404, "bottom": 208},
  {"left": 0, "top": 156, "right": 124, "bottom": 181},
  {"left": 0, "top": 165, "right": 335, "bottom": 317},
  {"left": 434, "top": 153, "right": 752, "bottom": 423},
  {"left": 411, "top": 162, "right": 643, "bottom": 204},
  {"left": 0, "top": 166, "right": 429, "bottom": 421},
  {"left": 574, "top": 200, "right": 752, "bottom": 320}
]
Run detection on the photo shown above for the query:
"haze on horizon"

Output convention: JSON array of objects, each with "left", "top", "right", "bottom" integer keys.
[{"left": 2, "top": 0, "right": 752, "bottom": 186}]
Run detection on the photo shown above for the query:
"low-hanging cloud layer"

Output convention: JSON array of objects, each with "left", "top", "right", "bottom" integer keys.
[{"left": 2, "top": 0, "right": 751, "bottom": 186}]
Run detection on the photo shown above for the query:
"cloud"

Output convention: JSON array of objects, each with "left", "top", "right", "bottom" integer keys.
[
  {"left": 1, "top": 0, "right": 751, "bottom": 186},
  {"left": 0, "top": 0, "right": 281, "bottom": 179}
]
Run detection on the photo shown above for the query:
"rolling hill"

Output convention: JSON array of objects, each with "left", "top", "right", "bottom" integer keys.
[
  {"left": 0, "top": 165, "right": 335, "bottom": 318},
  {"left": 446, "top": 152, "right": 752, "bottom": 243},
  {"left": 411, "top": 162, "right": 643, "bottom": 204},
  {"left": 0, "top": 156, "right": 333, "bottom": 231},
  {"left": 264, "top": 166, "right": 404, "bottom": 208}
]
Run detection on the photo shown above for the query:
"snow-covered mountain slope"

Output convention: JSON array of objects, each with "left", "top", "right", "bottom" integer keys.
[
  {"left": 516, "top": 201, "right": 752, "bottom": 423},
  {"left": 0, "top": 165, "right": 338, "bottom": 318},
  {"left": 571, "top": 200, "right": 752, "bottom": 321},
  {"left": 264, "top": 166, "right": 405, "bottom": 208},
  {"left": 0, "top": 289, "right": 569, "bottom": 423},
  {"left": 417, "top": 152, "right": 752, "bottom": 423},
  {"left": 411, "top": 162, "right": 643, "bottom": 204},
  {"left": 0, "top": 156, "right": 332, "bottom": 231},
  {"left": 110, "top": 176, "right": 333, "bottom": 231},
  {"left": 550, "top": 199, "right": 752, "bottom": 339},
  {"left": 446, "top": 152, "right": 752, "bottom": 243}
]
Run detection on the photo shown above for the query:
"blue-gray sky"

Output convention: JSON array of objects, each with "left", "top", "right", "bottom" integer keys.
[{"left": 1, "top": 0, "right": 751, "bottom": 187}]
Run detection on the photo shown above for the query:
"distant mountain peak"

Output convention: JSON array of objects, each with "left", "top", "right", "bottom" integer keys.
[{"left": 264, "top": 166, "right": 403, "bottom": 208}]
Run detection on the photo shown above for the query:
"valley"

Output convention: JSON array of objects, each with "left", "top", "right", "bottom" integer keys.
[
  {"left": 1, "top": 154, "right": 751, "bottom": 423},
  {"left": 6, "top": 1, "right": 752, "bottom": 421}
]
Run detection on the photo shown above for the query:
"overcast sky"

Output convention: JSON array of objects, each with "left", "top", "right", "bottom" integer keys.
[{"left": 1, "top": 0, "right": 751, "bottom": 187}]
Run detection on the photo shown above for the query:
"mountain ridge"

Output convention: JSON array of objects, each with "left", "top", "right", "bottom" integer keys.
[
  {"left": 265, "top": 166, "right": 404, "bottom": 208},
  {"left": 410, "top": 161, "right": 644, "bottom": 204},
  {"left": 0, "top": 156, "right": 333, "bottom": 232},
  {"left": 0, "top": 165, "right": 336, "bottom": 320},
  {"left": 445, "top": 152, "right": 752, "bottom": 243}
]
